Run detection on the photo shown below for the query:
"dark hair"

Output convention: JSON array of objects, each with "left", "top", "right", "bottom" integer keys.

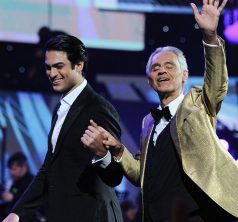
[
  {"left": 7, "top": 152, "right": 27, "bottom": 168},
  {"left": 45, "top": 34, "right": 88, "bottom": 76}
]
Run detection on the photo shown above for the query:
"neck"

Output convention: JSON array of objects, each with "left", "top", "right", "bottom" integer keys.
[
  {"left": 159, "top": 91, "right": 182, "bottom": 107},
  {"left": 63, "top": 77, "right": 85, "bottom": 97}
]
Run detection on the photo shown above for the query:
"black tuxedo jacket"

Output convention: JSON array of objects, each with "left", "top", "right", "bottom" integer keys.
[{"left": 12, "top": 84, "right": 123, "bottom": 222}]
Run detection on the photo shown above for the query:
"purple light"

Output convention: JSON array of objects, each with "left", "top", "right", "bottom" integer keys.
[
  {"left": 219, "top": 139, "right": 229, "bottom": 151},
  {"left": 223, "top": 9, "right": 238, "bottom": 44},
  {"left": 224, "top": 22, "right": 238, "bottom": 44}
]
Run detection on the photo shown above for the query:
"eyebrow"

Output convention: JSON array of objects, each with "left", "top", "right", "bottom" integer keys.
[{"left": 45, "top": 62, "right": 65, "bottom": 68}]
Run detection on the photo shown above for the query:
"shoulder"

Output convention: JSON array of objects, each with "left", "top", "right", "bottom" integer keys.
[
  {"left": 141, "top": 113, "right": 153, "bottom": 129},
  {"left": 92, "top": 91, "right": 118, "bottom": 114}
]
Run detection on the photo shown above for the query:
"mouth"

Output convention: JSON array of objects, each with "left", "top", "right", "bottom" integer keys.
[
  {"left": 157, "top": 77, "right": 170, "bottom": 83},
  {"left": 52, "top": 77, "right": 64, "bottom": 85}
]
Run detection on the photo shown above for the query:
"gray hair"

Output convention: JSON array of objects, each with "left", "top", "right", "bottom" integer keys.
[{"left": 146, "top": 46, "right": 188, "bottom": 75}]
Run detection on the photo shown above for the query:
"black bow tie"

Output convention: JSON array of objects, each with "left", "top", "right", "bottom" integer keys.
[{"left": 150, "top": 106, "right": 172, "bottom": 124}]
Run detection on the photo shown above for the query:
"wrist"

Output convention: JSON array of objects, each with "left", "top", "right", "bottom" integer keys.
[
  {"left": 202, "top": 31, "right": 218, "bottom": 45},
  {"left": 95, "top": 149, "right": 108, "bottom": 159},
  {"left": 109, "top": 143, "right": 124, "bottom": 159}
]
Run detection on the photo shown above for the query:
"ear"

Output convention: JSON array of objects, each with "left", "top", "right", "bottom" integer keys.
[
  {"left": 75, "top": 61, "right": 84, "bottom": 72},
  {"left": 182, "top": 71, "right": 189, "bottom": 84}
]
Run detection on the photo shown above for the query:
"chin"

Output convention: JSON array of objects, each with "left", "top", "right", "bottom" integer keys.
[
  {"left": 52, "top": 86, "right": 64, "bottom": 93},
  {"left": 156, "top": 87, "right": 171, "bottom": 93}
]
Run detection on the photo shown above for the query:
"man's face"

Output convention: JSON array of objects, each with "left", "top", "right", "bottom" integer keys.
[
  {"left": 147, "top": 51, "right": 188, "bottom": 98},
  {"left": 45, "top": 50, "right": 84, "bottom": 95}
]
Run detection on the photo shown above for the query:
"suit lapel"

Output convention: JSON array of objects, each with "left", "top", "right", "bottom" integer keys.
[
  {"left": 140, "top": 115, "right": 154, "bottom": 188},
  {"left": 170, "top": 115, "right": 182, "bottom": 159},
  {"left": 52, "top": 84, "right": 94, "bottom": 158},
  {"left": 48, "top": 103, "right": 60, "bottom": 153}
]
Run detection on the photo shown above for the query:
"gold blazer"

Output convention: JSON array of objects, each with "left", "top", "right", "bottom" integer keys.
[{"left": 119, "top": 38, "right": 238, "bottom": 218}]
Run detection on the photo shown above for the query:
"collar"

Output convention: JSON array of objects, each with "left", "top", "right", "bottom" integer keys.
[
  {"left": 159, "top": 93, "right": 184, "bottom": 117},
  {"left": 61, "top": 79, "right": 87, "bottom": 106}
]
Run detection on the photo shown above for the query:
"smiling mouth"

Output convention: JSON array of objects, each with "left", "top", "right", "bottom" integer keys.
[
  {"left": 158, "top": 77, "right": 169, "bottom": 82},
  {"left": 52, "top": 78, "right": 63, "bottom": 85}
]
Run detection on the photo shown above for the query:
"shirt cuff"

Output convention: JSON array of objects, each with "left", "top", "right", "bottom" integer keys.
[
  {"left": 203, "top": 38, "right": 221, "bottom": 47},
  {"left": 92, "top": 150, "right": 111, "bottom": 168},
  {"left": 113, "top": 155, "right": 123, "bottom": 163}
]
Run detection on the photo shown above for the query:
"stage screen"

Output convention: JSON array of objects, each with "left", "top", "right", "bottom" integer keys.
[{"left": 0, "top": 0, "right": 145, "bottom": 51}]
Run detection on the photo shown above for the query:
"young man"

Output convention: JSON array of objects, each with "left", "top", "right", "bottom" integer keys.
[
  {"left": 81, "top": 0, "right": 238, "bottom": 221},
  {"left": 3, "top": 35, "right": 123, "bottom": 222}
]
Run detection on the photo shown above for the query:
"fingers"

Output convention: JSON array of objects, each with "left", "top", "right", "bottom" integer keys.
[
  {"left": 88, "top": 120, "right": 109, "bottom": 137},
  {"left": 90, "top": 119, "right": 98, "bottom": 128},
  {"left": 214, "top": 0, "right": 219, "bottom": 7},
  {"left": 81, "top": 133, "right": 92, "bottom": 146},
  {"left": 207, "top": 0, "right": 218, "bottom": 5},
  {"left": 102, "top": 138, "right": 114, "bottom": 146},
  {"left": 81, "top": 136, "right": 88, "bottom": 146},
  {"left": 85, "top": 129, "right": 96, "bottom": 138},
  {"left": 81, "top": 127, "right": 100, "bottom": 145},
  {"left": 218, "top": 0, "right": 228, "bottom": 13},
  {"left": 86, "top": 125, "right": 108, "bottom": 141},
  {"left": 205, "top": 0, "right": 227, "bottom": 12},
  {"left": 190, "top": 3, "right": 199, "bottom": 17},
  {"left": 102, "top": 136, "right": 120, "bottom": 148},
  {"left": 82, "top": 120, "right": 116, "bottom": 149},
  {"left": 87, "top": 125, "right": 99, "bottom": 134}
]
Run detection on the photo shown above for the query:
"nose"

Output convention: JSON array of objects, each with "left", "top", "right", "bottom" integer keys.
[
  {"left": 158, "top": 66, "right": 166, "bottom": 74},
  {"left": 47, "top": 67, "right": 58, "bottom": 78}
]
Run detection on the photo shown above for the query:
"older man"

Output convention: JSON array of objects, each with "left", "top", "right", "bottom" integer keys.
[{"left": 81, "top": 0, "right": 238, "bottom": 221}]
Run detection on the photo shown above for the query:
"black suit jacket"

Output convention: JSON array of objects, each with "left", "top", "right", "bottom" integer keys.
[{"left": 12, "top": 84, "right": 124, "bottom": 222}]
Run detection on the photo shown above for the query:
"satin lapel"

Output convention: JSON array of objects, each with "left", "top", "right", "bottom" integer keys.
[
  {"left": 52, "top": 84, "right": 93, "bottom": 158},
  {"left": 170, "top": 115, "right": 182, "bottom": 159},
  {"left": 140, "top": 115, "right": 154, "bottom": 188}
]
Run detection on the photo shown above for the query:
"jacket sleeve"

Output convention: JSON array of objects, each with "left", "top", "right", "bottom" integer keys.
[
  {"left": 117, "top": 116, "right": 149, "bottom": 187},
  {"left": 202, "top": 37, "right": 228, "bottom": 117},
  {"left": 120, "top": 146, "right": 141, "bottom": 186},
  {"left": 91, "top": 98, "right": 123, "bottom": 187}
]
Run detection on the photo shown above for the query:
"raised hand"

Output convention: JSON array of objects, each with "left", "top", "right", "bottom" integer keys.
[{"left": 191, "top": 0, "right": 228, "bottom": 43}]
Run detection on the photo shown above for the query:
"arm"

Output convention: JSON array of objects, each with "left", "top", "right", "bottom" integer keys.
[
  {"left": 87, "top": 100, "right": 124, "bottom": 186},
  {"left": 191, "top": 0, "right": 228, "bottom": 116}
]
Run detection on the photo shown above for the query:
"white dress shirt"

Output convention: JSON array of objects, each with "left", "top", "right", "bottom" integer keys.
[
  {"left": 51, "top": 79, "right": 87, "bottom": 152},
  {"left": 153, "top": 93, "right": 184, "bottom": 145}
]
